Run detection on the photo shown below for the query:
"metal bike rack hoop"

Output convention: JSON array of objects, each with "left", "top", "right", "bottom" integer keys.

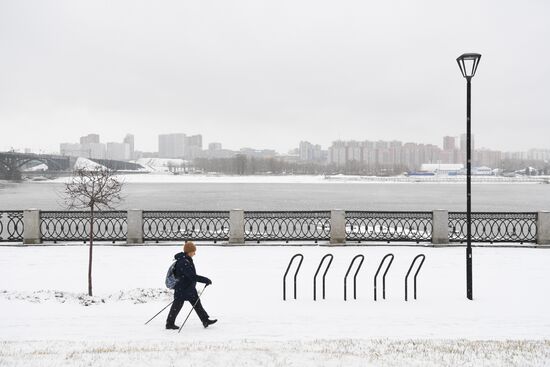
[
  {"left": 283, "top": 253, "right": 304, "bottom": 301},
  {"left": 313, "top": 254, "right": 334, "bottom": 301},
  {"left": 344, "top": 254, "right": 365, "bottom": 301},
  {"left": 405, "top": 254, "right": 426, "bottom": 301},
  {"left": 374, "top": 253, "right": 394, "bottom": 301}
]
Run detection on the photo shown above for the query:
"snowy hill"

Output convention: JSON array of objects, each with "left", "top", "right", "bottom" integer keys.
[{"left": 73, "top": 157, "right": 107, "bottom": 170}]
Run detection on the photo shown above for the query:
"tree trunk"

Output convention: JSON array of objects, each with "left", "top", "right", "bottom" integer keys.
[{"left": 88, "top": 206, "right": 94, "bottom": 296}]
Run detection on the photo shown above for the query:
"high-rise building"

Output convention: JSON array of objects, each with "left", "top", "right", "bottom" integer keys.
[
  {"left": 328, "top": 141, "right": 347, "bottom": 166},
  {"left": 60, "top": 143, "right": 85, "bottom": 157},
  {"left": 389, "top": 140, "right": 403, "bottom": 166},
  {"left": 504, "top": 151, "right": 528, "bottom": 160},
  {"left": 527, "top": 149, "right": 550, "bottom": 161},
  {"left": 106, "top": 142, "right": 130, "bottom": 160},
  {"left": 158, "top": 134, "right": 186, "bottom": 158},
  {"left": 123, "top": 134, "right": 135, "bottom": 160},
  {"left": 86, "top": 143, "right": 106, "bottom": 159},
  {"left": 402, "top": 142, "right": 419, "bottom": 169},
  {"left": 186, "top": 135, "right": 202, "bottom": 148},
  {"left": 209, "top": 142, "right": 222, "bottom": 151},
  {"left": 443, "top": 136, "right": 456, "bottom": 151},
  {"left": 76, "top": 133, "right": 105, "bottom": 159},
  {"left": 361, "top": 141, "right": 376, "bottom": 166},
  {"left": 298, "top": 141, "right": 324, "bottom": 162},
  {"left": 375, "top": 141, "right": 391, "bottom": 166},
  {"left": 185, "top": 135, "right": 203, "bottom": 159},
  {"left": 80, "top": 134, "right": 100, "bottom": 145},
  {"left": 475, "top": 149, "right": 502, "bottom": 168},
  {"left": 347, "top": 141, "right": 362, "bottom": 162},
  {"left": 299, "top": 141, "right": 311, "bottom": 161}
]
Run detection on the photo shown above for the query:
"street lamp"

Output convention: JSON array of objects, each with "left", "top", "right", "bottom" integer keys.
[{"left": 456, "top": 52, "right": 481, "bottom": 300}]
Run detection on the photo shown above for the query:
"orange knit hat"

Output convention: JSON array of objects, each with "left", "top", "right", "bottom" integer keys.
[{"left": 184, "top": 241, "right": 197, "bottom": 254}]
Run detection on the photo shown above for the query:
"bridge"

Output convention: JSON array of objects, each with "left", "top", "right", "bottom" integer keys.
[
  {"left": 0, "top": 152, "right": 72, "bottom": 179},
  {"left": 0, "top": 152, "right": 144, "bottom": 180}
]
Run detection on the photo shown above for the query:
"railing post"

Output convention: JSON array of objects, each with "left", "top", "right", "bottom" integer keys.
[
  {"left": 537, "top": 211, "right": 550, "bottom": 246},
  {"left": 23, "top": 209, "right": 41, "bottom": 245},
  {"left": 127, "top": 209, "right": 144, "bottom": 245},
  {"left": 330, "top": 209, "right": 346, "bottom": 245},
  {"left": 229, "top": 209, "right": 244, "bottom": 244},
  {"left": 432, "top": 209, "right": 449, "bottom": 245}
]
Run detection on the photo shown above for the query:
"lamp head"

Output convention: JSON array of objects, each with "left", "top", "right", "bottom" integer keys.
[{"left": 456, "top": 53, "right": 481, "bottom": 79}]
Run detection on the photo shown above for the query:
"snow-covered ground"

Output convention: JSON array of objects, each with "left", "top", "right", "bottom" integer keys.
[
  {"left": 134, "top": 158, "right": 188, "bottom": 173},
  {"left": 1, "top": 245, "right": 549, "bottom": 366},
  {"left": 73, "top": 157, "right": 107, "bottom": 171},
  {"left": 50, "top": 173, "right": 332, "bottom": 184},
  {"left": 43, "top": 172, "right": 550, "bottom": 185}
]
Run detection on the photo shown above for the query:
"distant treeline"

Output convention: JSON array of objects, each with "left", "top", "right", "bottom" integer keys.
[
  {"left": 194, "top": 155, "right": 325, "bottom": 175},
  {"left": 500, "top": 159, "right": 550, "bottom": 174},
  {"left": 193, "top": 155, "right": 407, "bottom": 176},
  {"left": 193, "top": 155, "right": 550, "bottom": 176},
  {"left": 497, "top": 159, "right": 550, "bottom": 175}
]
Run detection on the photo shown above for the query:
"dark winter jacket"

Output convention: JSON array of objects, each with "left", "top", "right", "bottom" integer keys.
[{"left": 173, "top": 252, "right": 211, "bottom": 300}]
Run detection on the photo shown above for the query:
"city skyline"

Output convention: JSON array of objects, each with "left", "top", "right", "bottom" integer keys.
[
  {"left": 6, "top": 130, "right": 549, "bottom": 178},
  {"left": 2, "top": 119, "right": 550, "bottom": 156},
  {"left": 1, "top": 1, "right": 550, "bottom": 155},
  {"left": 4, "top": 130, "right": 550, "bottom": 161}
]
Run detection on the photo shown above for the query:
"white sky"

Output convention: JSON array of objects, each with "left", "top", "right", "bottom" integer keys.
[{"left": 1, "top": 0, "right": 549, "bottom": 154}]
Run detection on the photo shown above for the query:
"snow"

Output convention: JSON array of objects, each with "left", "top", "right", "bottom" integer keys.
[
  {"left": 134, "top": 158, "right": 187, "bottom": 173},
  {"left": 43, "top": 172, "right": 550, "bottom": 185},
  {"left": 25, "top": 163, "right": 48, "bottom": 171},
  {"left": 73, "top": 157, "right": 106, "bottom": 170},
  {"left": 1, "top": 245, "right": 549, "bottom": 366}
]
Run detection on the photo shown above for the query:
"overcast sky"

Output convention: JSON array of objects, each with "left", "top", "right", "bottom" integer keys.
[{"left": 1, "top": 0, "right": 549, "bottom": 154}]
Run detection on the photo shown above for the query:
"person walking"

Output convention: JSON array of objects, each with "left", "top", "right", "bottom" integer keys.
[{"left": 165, "top": 241, "right": 217, "bottom": 330}]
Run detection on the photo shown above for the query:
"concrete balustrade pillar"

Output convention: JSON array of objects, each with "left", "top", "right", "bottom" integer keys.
[
  {"left": 330, "top": 209, "right": 346, "bottom": 245},
  {"left": 537, "top": 211, "right": 550, "bottom": 246},
  {"left": 229, "top": 209, "right": 245, "bottom": 244},
  {"left": 127, "top": 209, "right": 144, "bottom": 244},
  {"left": 23, "top": 209, "right": 41, "bottom": 245},
  {"left": 432, "top": 209, "right": 449, "bottom": 245}
]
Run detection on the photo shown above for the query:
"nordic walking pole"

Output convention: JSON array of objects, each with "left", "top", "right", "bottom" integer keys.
[
  {"left": 178, "top": 285, "right": 208, "bottom": 333},
  {"left": 144, "top": 301, "right": 174, "bottom": 325}
]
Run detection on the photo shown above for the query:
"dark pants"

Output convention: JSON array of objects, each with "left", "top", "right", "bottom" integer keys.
[{"left": 166, "top": 293, "right": 209, "bottom": 326}]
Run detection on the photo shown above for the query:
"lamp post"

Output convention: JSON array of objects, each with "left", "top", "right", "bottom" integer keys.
[{"left": 456, "top": 53, "right": 481, "bottom": 300}]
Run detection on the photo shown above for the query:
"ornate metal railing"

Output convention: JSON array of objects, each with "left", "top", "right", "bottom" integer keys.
[
  {"left": 448, "top": 212, "right": 537, "bottom": 243},
  {"left": 40, "top": 211, "right": 127, "bottom": 242},
  {"left": 1, "top": 210, "right": 544, "bottom": 244},
  {"left": 245, "top": 211, "right": 331, "bottom": 242},
  {"left": 143, "top": 211, "right": 230, "bottom": 242},
  {"left": 0, "top": 211, "right": 24, "bottom": 242},
  {"left": 346, "top": 211, "right": 433, "bottom": 242}
]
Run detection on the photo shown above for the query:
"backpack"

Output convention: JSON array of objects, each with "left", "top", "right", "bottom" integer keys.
[{"left": 165, "top": 261, "right": 179, "bottom": 289}]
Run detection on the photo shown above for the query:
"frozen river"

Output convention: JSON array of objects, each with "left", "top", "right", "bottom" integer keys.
[{"left": 1, "top": 175, "right": 549, "bottom": 211}]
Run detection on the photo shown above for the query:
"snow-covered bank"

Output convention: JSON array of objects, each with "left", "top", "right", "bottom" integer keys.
[
  {"left": 42, "top": 173, "right": 550, "bottom": 184},
  {"left": 49, "top": 173, "right": 330, "bottom": 184},
  {"left": 134, "top": 158, "right": 187, "bottom": 173},
  {"left": 1, "top": 246, "right": 549, "bottom": 366}
]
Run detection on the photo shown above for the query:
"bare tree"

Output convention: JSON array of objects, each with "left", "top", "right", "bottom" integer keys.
[
  {"left": 64, "top": 167, "right": 123, "bottom": 296},
  {"left": 166, "top": 161, "right": 174, "bottom": 173}
]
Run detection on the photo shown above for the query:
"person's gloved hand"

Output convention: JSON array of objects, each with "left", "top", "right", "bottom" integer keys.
[{"left": 206, "top": 278, "right": 212, "bottom": 286}]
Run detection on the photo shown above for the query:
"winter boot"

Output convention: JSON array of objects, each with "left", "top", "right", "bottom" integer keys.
[
  {"left": 203, "top": 319, "right": 217, "bottom": 328},
  {"left": 166, "top": 324, "right": 180, "bottom": 330}
]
